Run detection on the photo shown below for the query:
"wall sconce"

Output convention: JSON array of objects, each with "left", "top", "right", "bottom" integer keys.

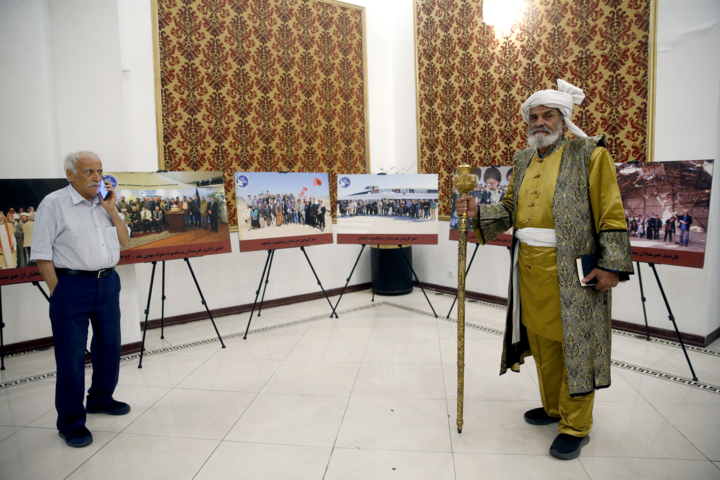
[{"left": 483, "top": 0, "right": 526, "bottom": 39}]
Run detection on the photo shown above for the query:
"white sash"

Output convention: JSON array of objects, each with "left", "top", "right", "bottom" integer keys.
[{"left": 511, "top": 228, "right": 557, "bottom": 343}]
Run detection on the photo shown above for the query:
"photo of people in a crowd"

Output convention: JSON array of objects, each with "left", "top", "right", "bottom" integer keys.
[
  {"left": 234, "top": 172, "right": 332, "bottom": 252},
  {"left": 110, "top": 172, "right": 230, "bottom": 255},
  {"left": 336, "top": 174, "right": 439, "bottom": 244},
  {"left": 449, "top": 166, "right": 514, "bottom": 244},
  {"left": 616, "top": 160, "right": 713, "bottom": 268},
  {"left": 0, "top": 179, "right": 68, "bottom": 272}
]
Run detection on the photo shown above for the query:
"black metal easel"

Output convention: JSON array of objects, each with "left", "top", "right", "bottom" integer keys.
[
  {"left": 331, "top": 244, "right": 366, "bottom": 315},
  {"left": 398, "top": 245, "right": 437, "bottom": 318},
  {"left": 243, "top": 247, "right": 337, "bottom": 339},
  {"left": 138, "top": 258, "right": 226, "bottom": 368},
  {"left": 636, "top": 261, "right": 698, "bottom": 381},
  {"left": 446, "top": 242, "right": 480, "bottom": 318}
]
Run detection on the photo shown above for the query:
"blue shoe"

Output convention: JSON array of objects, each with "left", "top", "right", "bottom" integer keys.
[
  {"left": 59, "top": 426, "right": 93, "bottom": 448},
  {"left": 87, "top": 400, "right": 131, "bottom": 416}
]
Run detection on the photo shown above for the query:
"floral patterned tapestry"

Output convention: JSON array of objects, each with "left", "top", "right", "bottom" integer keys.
[
  {"left": 415, "top": 0, "right": 652, "bottom": 218},
  {"left": 155, "top": 0, "right": 368, "bottom": 228}
]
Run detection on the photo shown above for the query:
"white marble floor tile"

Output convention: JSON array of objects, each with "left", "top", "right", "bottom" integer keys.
[
  {"left": 124, "top": 388, "right": 254, "bottom": 440},
  {"left": 651, "top": 350, "right": 720, "bottom": 385},
  {"left": 370, "top": 317, "right": 440, "bottom": 339},
  {"left": 362, "top": 336, "right": 443, "bottom": 364},
  {"left": 335, "top": 397, "right": 452, "bottom": 452},
  {"left": 439, "top": 337, "right": 504, "bottom": 365},
  {"left": 285, "top": 335, "right": 368, "bottom": 362},
  {"left": 260, "top": 360, "right": 360, "bottom": 397},
  {"left": 0, "top": 425, "right": 20, "bottom": 442},
  {"left": 229, "top": 332, "right": 302, "bottom": 360},
  {"left": 616, "top": 368, "right": 720, "bottom": 405},
  {"left": 225, "top": 393, "right": 348, "bottom": 446},
  {"left": 449, "top": 400, "right": 558, "bottom": 454},
  {"left": 302, "top": 314, "right": 377, "bottom": 338},
  {"left": 353, "top": 362, "right": 446, "bottom": 400},
  {"left": 610, "top": 334, "right": 678, "bottom": 367},
  {"left": 29, "top": 385, "right": 171, "bottom": 432},
  {"left": 454, "top": 453, "right": 590, "bottom": 480},
  {"left": 176, "top": 356, "right": 282, "bottom": 392},
  {"left": 0, "top": 348, "right": 57, "bottom": 378},
  {"left": 580, "top": 457, "right": 720, "bottom": 480},
  {"left": 583, "top": 399, "right": 706, "bottom": 459},
  {"left": 324, "top": 448, "right": 455, "bottom": 480},
  {"left": 653, "top": 402, "right": 720, "bottom": 461},
  {"left": 0, "top": 381, "right": 56, "bottom": 427},
  {"left": 593, "top": 368, "right": 644, "bottom": 403},
  {"left": 115, "top": 353, "right": 208, "bottom": 388},
  {"left": 194, "top": 442, "right": 332, "bottom": 480},
  {"left": 443, "top": 364, "right": 539, "bottom": 401},
  {"left": 0, "top": 426, "right": 115, "bottom": 480},
  {"left": 66, "top": 433, "right": 219, "bottom": 480},
  {"left": 436, "top": 320, "right": 500, "bottom": 339}
]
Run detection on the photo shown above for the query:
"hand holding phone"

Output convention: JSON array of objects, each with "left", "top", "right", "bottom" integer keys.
[{"left": 98, "top": 180, "right": 109, "bottom": 200}]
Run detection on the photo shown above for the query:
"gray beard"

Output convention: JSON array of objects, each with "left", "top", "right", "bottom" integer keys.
[{"left": 527, "top": 123, "right": 564, "bottom": 150}]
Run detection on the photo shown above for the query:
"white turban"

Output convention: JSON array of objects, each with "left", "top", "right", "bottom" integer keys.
[{"left": 521, "top": 79, "right": 588, "bottom": 138}]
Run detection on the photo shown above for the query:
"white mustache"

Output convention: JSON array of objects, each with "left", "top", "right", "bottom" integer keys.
[
  {"left": 530, "top": 126, "right": 552, "bottom": 135},
  {"left": 89, "top": 182, "right": 101, "bottom": 187}
]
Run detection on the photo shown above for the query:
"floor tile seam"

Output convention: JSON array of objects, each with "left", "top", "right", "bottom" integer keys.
[
  {"left": 0, "top": 303, "right": 386, "bottom": 390},
  {"left": 610, "top": 360, "right": 720, "bottom": 395},
  {"left": 0, "top": 426, "right": 24, "bottom": 447},
  {"left": 216, "top": 438, "right": 337, "bottom": 450},
  {"left": 322, "top": 308, "right": 379, "bottom": 480},
  {"left": 637, "top": 397, "right": 717, "bottom": 464},
  {"left": 62, "top": 430, "right": 122, "bottom": 480}
]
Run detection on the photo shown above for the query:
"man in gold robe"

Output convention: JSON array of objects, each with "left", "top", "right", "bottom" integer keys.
[{"left": 456, "top": 79, "right": 633, "bottom": 460}]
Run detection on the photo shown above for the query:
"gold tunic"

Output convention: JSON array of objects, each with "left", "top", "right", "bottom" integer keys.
[{"left": 475, "top": 144, "right": 627, "bottom": 344}]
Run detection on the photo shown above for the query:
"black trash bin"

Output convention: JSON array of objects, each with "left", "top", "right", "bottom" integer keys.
[{"left": 370, "top": 245, "right": 413, "bottom": 295}]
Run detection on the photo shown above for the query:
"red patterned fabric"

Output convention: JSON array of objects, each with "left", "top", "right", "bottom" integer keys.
[
  {"left": 155, "top": 0, "right": 369, "bottom": 227},
  {"left": 415, "top": 0, "right": 651, "bottom": 217}
]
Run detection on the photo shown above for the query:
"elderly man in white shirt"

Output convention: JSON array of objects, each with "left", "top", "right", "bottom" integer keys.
[{"left": 31, "top": 151, "right": 131, "bottom": 448}]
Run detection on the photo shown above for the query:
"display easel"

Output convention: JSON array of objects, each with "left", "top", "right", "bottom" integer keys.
[
  {"left": 243, "top": 246, "right": 337, "bottom": 339},
  {"left": 0, "top": 280, "right": 55, "bottom": 370},
  {"left": 398, "top": 244, "right": 438, "bottom": 318},
  {"left": 138, "top": 258, "right": 226, "bottom": 368},
  {"left": 636, "top": 261, "right": 698, "bottom": 381},
  {"left": 332, "top": 244, "right": 367, "bottom": 314}
]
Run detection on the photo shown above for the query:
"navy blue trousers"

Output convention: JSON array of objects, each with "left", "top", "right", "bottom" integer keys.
[{"left": 49, "top": 271, "right": 122, "bottom": 433}]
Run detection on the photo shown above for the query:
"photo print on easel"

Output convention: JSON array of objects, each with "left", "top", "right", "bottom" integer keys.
[
  {"left": 234, "top": 172, "right": 333, "bottom": 252},
  {"left": 617, "top": 160, "right": 714, "bottom": 268},
  {"left": 111, "top": 172, "right": 232, "bottom": 264},
  {"left": 449, "top": 166, "right": 514, "bottom": 246},
  {"left": 336, "top": 174, "right": 439, "bottom": 245},
  {"left": 0, "top": 179, "right": 69, "bottom": 285}
]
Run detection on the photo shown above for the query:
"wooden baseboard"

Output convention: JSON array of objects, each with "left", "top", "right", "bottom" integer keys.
[
  {"left": 417, "top": 281, "right": 717, "bottom": 348},
  {"left": 141, "top": 282, "right": 373, "bottom": 331},
  {"left": 1, "top": 335, "right": 55, "bottom": 356}
]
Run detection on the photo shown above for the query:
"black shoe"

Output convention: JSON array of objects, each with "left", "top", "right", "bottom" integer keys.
[
  {"left": 549, "top": 433, "right": 590, "bottom": 460},
  {"left": 87, "top": 400, "right": 131, "bottom": 416},
  {"left": 59, "top": 426, "right": 93, "bottom": 448},
  {"left": 524, "top": 407, "right": 560, "bottom": 425}
]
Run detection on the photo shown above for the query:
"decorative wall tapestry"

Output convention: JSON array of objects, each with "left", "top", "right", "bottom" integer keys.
[
  {"left": 153, "top": 0, "right": 369, "bottom": 229},
  {"left": 414, "top": 0, "right": 655, "bottom": 218}
]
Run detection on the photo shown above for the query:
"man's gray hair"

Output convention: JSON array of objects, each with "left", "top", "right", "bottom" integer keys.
[{"left": 63, "top": 151, "right": 100, "bottom": 175}]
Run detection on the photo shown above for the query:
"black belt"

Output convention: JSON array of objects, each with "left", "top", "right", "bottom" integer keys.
[{"left": 56, "top": 267, "right": 115, "bottom": 279}]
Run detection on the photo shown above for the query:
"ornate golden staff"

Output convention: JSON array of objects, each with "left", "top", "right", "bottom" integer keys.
[{"left": 453, "top": 165, "right": 477, "bottom": 434}]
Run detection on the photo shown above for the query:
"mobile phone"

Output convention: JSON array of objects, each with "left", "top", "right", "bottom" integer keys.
[{"left": 98, "top": 181, "right": 109, "bottom": 200}]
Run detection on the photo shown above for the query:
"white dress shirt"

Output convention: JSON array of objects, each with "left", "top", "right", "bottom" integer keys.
[{"left": 31, "top": 184, "right": 129, "bottom": 270}]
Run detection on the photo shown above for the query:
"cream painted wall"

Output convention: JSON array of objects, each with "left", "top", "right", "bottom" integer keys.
[{"left": 0, "top": 0, "right": 718, "bottom": 350}]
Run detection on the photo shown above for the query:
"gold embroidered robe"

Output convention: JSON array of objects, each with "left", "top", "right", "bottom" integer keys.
[{"left": 474, "top": 135, "right": 633, "bottom": 396}]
